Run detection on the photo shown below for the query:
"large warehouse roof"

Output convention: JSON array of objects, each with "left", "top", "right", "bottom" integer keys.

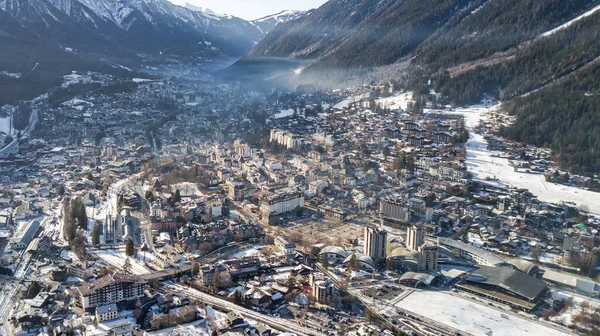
[{"left": 466, "top": 266, "right": 547, "bottom": 301}]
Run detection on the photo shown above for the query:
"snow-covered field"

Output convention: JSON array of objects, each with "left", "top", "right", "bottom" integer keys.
[
  {"left": 436, "top": 104, "right": 600, "bottom": 216},
  {"left": 394, "top": 291, "right": 570, "bottom": 336},
  {"left": 172, "top": 182, "right": 203, "bottom": 197},
  {"left": 92, "top": 249, "right": 152, "bottom": 275},
  {"left": 376, "top": 92, "right": 413, "bottom": 111},
  {"left": 132, "top": 78, "right": 154, "bottom": 83},
  {"left": 230, "top": 247, "right": 264, "bottom": 259},
  {"left": 273, "top": 108, "right": 295, "bottom": 119},
  {"left": 333, "top": 92, "right": 370, "bottom": 109}
]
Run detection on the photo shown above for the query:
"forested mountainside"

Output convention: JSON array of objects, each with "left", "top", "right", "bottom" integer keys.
[
  {"left": 501, "top": 63, "right": 600, "bottom": 173},
  {"left": 249, "top": 0, "right": 476, "bottom": 68},
  {"left": 249, "top": 0, "right": 595, "bottom": 72},
  {"left": 0, "top": 8, "right": 110, "bottom": 105},
  {"left": 413, "top": 0, "right": 594, "bottom": 71},
  {"left": 434, "top": 9, "right": 600, "bottom": 105},
  {"left": 430, "top": 8, "right": 600, "bottom": 172}
]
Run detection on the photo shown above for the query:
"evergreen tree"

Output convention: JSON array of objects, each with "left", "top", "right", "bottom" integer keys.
[
  {"left": 191, "top": 262, "right": 200, "bottom": 276},
  {"left": 70, "top": 197, "right": 88, "bottom": 231},
  {"left": 62, "top": 200, "right": 76, "bottom": 241},
  {"left": 173, "top": 189, "right": 181, "bottom": 204},
  {"left": 92, "top": 223, "right": 100, "bottom": 246},
  {"left": 125, "top": 237, "right": 135, "bottom": 257}
]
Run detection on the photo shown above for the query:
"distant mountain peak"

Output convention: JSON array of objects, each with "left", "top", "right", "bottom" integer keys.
[
  {"left": 1, "top": 0, "right": 266, "bottom": 60},
  {"left": 181, "top": 2, "right": 229, "bottom": 19},
  {"left": 252, "top": 10, "right": 305, "bottom": 23},
  {"left": 250, "top": 9, "right": 305, "bottom": 34}
]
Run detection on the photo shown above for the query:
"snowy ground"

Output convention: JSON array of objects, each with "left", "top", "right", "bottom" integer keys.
[
  {"left": 435, "top": 104, "right": 600, "bottom": 216},
  {"left": 551, "top": 290, "right": 600, "bottom": 327},
  {"left": 172, "top": 182, "right": 203, "bottom": 197},
  {"left": 144, "top": 320, "right": 211, "bottom": 336},
  {"left": 333, "top": 92, "right": 370, "bottom": 109},
  {"left": 132, "top": 78, "right": 154, "bottom": 83},
  {"left": 92, "top": 248, "right": 152, "bottom": 275},
  {"left": 86, "top": 313, "right": 137, "bottom": 336},
  {"left": 273, "top": 108, "right": 295, "bottom": 119},
  {"left": 376, "top": 92, "right": 413, "bottom": 111},
  {"left": 0, "top": 71, "right": 21, "bottom": 79},
  {"left": 62, "top": 98, "right": 94, "bottom": 111},
  {"left": 229, "top": 246, "right": 264, "bottom": 259},
  {"left": 393, "top": 291, "right": 570, "bottom": 336}
]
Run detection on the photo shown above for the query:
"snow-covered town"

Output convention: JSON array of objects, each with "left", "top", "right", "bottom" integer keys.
[{"left": 1, "top": 72, "right": 600, "bottom": 336}]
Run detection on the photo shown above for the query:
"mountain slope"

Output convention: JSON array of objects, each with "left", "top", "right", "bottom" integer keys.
[
  {"left": 434, "top": 9, "right": 600, "bottom": 172},
  {"left": 413, "top": 0, "right": 596, "bottom": 71},
  {"left": 0, "top": 0, "right": 265, "bottom": 59},
  {"left": 251, "top": 10, "right": 305, "bottom": 34},
  {"left": 0, "top": 8, "right": 111, "bottom": 105},
  {"left": 249, "top": 0, "right": 481, "bottom": 69},
  {"left": 248, "top": 0, "right": 597, "bottom": 73},
  {"left": 501, "top": 62, "right": 600, "bottom": 173}
]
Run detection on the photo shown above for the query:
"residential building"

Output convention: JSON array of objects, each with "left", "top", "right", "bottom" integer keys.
[
  {"left": 380, "top": 195, "right": 409, "bottom": 222},
  {"left": 260, "top": 188, "right": 303, "bottom": 225},
  {"left": 275, "top": 236, "right": 296, "bottom": 255},
  {"left": 417, "top": 245, "right": 439, "bottom": 272},
  {"left": 77, "top": 273, "right": 146, "bottom": 310},
  {"left": 96, "top": 303, "right": 119, "bottom": 322},
  {"left": 364, "top": 225, "right": 387, "bottom": 262},
  {"left": 310, "top": 273, "right": 334, "bottom": 303},
  {"left": 406, "top": 225, "right": 425, "bottom": 251},
  {"left": 226, "top": 178, "right": 247, "bottom": 201}
]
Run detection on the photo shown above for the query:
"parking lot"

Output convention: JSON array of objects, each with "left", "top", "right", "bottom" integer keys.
[
  {"left": 362, "top": 283, "right": 404, "bottom": 301},
  {"left": 287, "top": 306, "right": 361, "bottom": 336},
  {"left": 282, "top": 220, "right": 365, "bottom": 246}
]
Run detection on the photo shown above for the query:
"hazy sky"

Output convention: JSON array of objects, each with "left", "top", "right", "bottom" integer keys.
[{"left": 169, "top": 0, "right": 328, "bottom": 20}]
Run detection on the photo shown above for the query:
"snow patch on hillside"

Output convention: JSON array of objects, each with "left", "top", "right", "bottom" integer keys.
[
  {"left": 541, "top": 3, "right": 600, "bottom": 37},
  {"left": 0, "top": 71, "right": 21, "bottom": 79}
]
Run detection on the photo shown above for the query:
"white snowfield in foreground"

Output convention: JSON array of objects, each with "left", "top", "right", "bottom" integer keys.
[
  {"left": 439, "top": 104, "right": 600, "bottom": 216},
  {"left": 394, "top": 291, "right": 570, "bottom": 336}
]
